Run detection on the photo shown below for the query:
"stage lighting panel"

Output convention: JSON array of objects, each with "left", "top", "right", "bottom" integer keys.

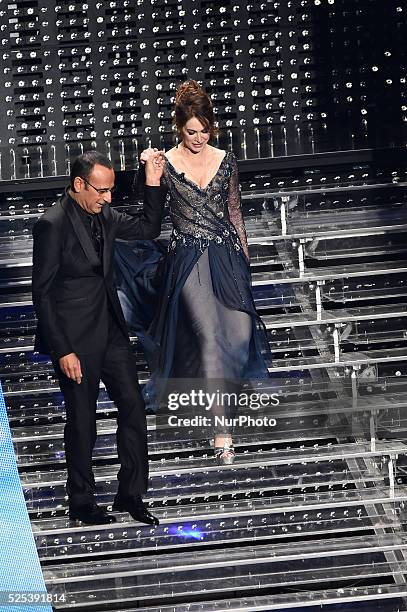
[
  {"left": 150, "top": 3, "right": 187, "bottom": 36},
  {"left": 202, "top": 35, "right": 238, "bottom": 123},
  {"left": 247, "top": 11, "right": 280, "bottom": 28},
  {"left": 295, "top": 0, "right": 406, "bottom": 131},
  {"left": 54, "top": 3, "right": 91, "bottom": 44},
  {"left": 246, "top": 34, "right": 283, "bottom": 126},
  {"left": 153, "top": 37, "right": 189, "bottom": 134},
  {"left": 7, "top": 51, "right": 50, "bottom": 147},
  {"left": 104, "top": 1, "right": 138, "bottom": 39},
  {"left": 200, "top": 0, "right": 241, "bottom": 32},
  {"left": 0, "top": 0, "right": 405, "bottom": 162},
  {"left": 106, "top": 42, "right": 142, "bottom": 137}
]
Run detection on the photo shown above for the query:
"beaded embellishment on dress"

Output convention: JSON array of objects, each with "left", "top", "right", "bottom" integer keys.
[{"left": 163, "top": 152, "right": 249, "bottom": 258}]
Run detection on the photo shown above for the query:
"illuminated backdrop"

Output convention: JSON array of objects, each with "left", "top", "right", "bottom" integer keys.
[{"left": 0, "top": 0, "right": 404, "bottom": 176}]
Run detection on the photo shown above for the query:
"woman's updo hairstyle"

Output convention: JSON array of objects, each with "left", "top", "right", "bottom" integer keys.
[{"left": 174, "top": 80, "right": 218, "bottom": 139}]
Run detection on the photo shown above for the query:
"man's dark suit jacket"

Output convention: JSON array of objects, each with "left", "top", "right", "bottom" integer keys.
[{"left": 32, "top": 187, "right": 165, "bottom": 360}]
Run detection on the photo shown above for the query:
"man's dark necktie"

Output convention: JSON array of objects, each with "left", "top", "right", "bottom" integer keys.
[{"left": 90, "top": 214, "right": 103, "bottom": 260}]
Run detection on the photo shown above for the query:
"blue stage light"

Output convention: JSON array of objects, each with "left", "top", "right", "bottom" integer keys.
[{"left": 168, "top": 523, "right": 205, "bottom": 541}]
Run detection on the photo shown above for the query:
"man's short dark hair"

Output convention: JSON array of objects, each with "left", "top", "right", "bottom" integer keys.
[{"left": 70, "top": 151, "right": 113, "bottom": 190}]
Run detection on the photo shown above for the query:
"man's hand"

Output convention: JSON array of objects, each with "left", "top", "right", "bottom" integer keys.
[
  {"left": 140, "top": 148, "right": 165, "bottom": 186},
  {"left": 59, "top": 353, "right": 82, "bottom": 384}
]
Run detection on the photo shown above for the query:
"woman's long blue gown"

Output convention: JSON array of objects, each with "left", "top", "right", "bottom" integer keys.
[{"left": 115, "top": 152, "right": 271, "bottom": 414}]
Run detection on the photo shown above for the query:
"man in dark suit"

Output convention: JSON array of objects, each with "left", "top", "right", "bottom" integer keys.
[{"left": 32, "top": 150, "right": 165, "bottom": 525}]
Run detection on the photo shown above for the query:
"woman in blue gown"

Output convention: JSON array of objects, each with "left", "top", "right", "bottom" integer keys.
[{"left": 115, "top": 80, "right": 270, "bottom": 463}]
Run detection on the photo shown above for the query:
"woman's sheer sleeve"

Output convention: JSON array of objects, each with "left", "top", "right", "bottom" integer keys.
[{"left": 227, "top": 154, "right": 249, "bottom": 261}]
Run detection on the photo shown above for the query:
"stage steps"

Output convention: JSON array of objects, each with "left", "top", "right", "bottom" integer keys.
[
  {"left": 41, "top": 536, "right": 407, "bottom": 609},
  {"left": 2, "top": 149, "right": 407, "bottom": 610}
]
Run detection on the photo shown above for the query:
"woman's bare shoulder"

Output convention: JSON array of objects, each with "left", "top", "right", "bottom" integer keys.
[
  {"left": 165, "top": 146, "right": 179, "bottom": 163},
  {"left": 207, "top": 145, "right": 227, "bottom": 160}
]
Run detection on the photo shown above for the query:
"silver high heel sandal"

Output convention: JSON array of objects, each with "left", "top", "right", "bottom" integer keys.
[{"left": 214, "top": 442, "right": 235, "bottom": 465}]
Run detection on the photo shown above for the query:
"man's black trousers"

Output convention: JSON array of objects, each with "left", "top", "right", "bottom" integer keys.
[{"left": 54, "top": 315, "right": 148, "bottom": 507}]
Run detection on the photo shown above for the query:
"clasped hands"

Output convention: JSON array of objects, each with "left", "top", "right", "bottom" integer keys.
[{"left": 140, "top": 148, "right": 166, "bottom": 186}]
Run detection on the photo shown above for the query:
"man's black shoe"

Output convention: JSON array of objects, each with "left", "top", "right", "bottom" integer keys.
[
  {"left": 112, "top": 495, "right": 159, "bottom": 526},
  {"left": 69, "top": 502, "right": 117, "bottom": 525}
]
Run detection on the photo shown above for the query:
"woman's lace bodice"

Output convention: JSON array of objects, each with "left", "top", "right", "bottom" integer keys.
[{"left": 163, "top": 151, "right": 249, "bottom": 259}]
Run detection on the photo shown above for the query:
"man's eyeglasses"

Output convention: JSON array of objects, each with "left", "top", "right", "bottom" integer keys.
[{"left": 81, "top": 177, "right": 116, "bottom": 195}]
